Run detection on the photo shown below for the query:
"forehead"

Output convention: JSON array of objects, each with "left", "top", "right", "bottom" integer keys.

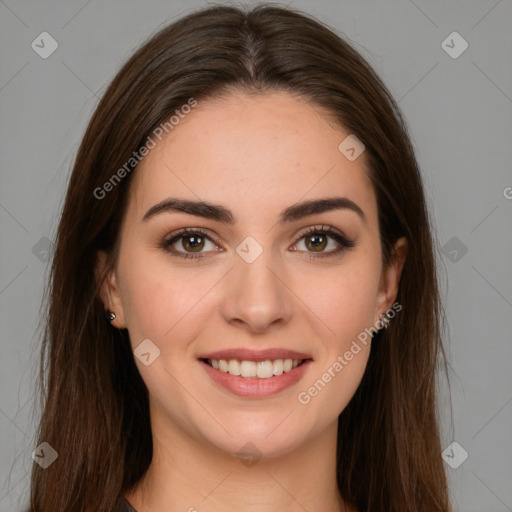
[{"left": 126, "top": 91, "right": 377, "bottom": 227}]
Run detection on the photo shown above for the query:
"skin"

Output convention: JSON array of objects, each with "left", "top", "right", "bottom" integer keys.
[{"left": 97, "top": 90, "right": 407, "bottom": 512}]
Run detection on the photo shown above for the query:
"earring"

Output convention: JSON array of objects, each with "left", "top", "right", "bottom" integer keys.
[
  {"left": 106, "top": 311, "right": 116, "bottom": 322},
  {"left": 379, "top": 311, "right": 391, "bottom": 329}
]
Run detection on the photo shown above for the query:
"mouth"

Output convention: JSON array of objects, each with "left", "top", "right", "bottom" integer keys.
[
  {"left": 197, "top": 355, "right": 313, "bottom": 398},
  {"left": 200, "top": 357, "right": 310, "bottom": 379}
]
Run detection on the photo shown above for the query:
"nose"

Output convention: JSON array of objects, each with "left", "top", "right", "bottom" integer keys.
[{"left": 220, "top": 250, "right": 293, "bottom": 334}]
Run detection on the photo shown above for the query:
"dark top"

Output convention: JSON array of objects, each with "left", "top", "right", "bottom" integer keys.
[{"left": 120, "top": 496, "right": 137, "bottom": 512}]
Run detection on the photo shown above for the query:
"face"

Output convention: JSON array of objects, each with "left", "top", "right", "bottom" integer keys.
[{"left": 97, "top": 90, "right": 406, "bottom": 459}]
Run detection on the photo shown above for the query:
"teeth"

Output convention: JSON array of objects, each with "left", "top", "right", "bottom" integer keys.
[
  {"left": 207, "top": 358, "right": 304, "bottom": 379},
  {"left": 240, "top": 360, "right": 256, "bottom": 378},
  {"left": 273, "top": 359, "right": 284, "bottom": 376},
  {"left": 256, "top": 360, "right": 273, "bottom": 379},
  {"left": 228, "top": 359, "right": 241, "bottom": 375}
]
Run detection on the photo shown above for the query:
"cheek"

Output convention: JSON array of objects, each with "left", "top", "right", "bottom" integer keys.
[
  {"left": 119, "top": 246, "right": 219, "bottom": 346},
  {"left": 294, "top": 263, "right": 377, "bottom": 416},
  {"left": 296, "top": 257, "right": 380, "bottom": 350}
]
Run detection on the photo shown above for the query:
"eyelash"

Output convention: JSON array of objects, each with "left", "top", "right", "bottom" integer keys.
[{"left": 160, "top": 225, "right": 356, "bottom": 260}]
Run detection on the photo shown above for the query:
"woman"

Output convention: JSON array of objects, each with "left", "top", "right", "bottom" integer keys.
[{"left": 30, "top": 4, "right": 452, "bottom": 512}]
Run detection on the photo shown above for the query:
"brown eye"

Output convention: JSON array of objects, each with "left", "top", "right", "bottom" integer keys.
[
  {"left": 161, "top": 228, "right": 219, "bottom": 259},
  {"left": 180, "top": 233, "right": 205, "bottom": 252},
  {"left": 293, "top": 225, "right": 356, "bottom": 258},
  {"left": 304, "top": 232, "right": 328, "bottom": 252}
]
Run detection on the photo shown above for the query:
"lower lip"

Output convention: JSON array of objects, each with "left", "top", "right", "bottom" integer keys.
[{"left": 199, "top": 359, "right": 312, "bottom": 398}]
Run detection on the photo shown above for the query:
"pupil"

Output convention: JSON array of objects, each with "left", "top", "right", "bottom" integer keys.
[
  {"left": 184, "top": 235, "right": 203, "bottom": 251},
  {"left": 309, "top": 234, "right": 326, "bottom": 251}
]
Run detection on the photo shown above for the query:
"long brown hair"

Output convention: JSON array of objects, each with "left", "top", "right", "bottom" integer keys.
[{"left": 30, "top": 4, "right": 452, "bottom": 511}]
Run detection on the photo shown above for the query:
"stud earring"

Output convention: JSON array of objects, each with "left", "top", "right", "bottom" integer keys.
[
  {"left": 106, "top": 311, "right": 116, "bottom": 322},
  {"left": 379, "top": 311, "right": 391, "bottom": 329}
]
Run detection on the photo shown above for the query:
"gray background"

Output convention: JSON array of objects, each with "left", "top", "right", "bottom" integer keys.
[{"left": 0, "top": 0, "right": 511, "bottom": 510}]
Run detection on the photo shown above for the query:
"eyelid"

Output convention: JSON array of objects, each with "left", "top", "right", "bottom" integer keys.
[
  {"left": 294, "top": 224, "right": 352, "bottom": 244},
  {"left": 160, "top": 224, "right": 355, "bottom": 259},
  {"left": 291, "top": 224, "right": 356, "bottom": 258},
  {"left": 160, "top": 226, "right": 221, "bottom": 252}
]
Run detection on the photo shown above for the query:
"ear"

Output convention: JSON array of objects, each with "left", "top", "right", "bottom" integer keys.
[
  {"left": 95, "top": 250, "right": 126, "bottom": 329},
  {"left": 374, "top": 236, "right": 408, "bottom": 323}
]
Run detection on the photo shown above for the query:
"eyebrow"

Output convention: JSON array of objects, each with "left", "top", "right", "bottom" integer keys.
[{"left": 142, "top": 196, "right": 366, "bottom": 225}]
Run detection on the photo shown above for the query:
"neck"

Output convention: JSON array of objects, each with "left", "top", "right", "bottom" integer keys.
[{"left": 125, "top": 408, "right": 351, "bottom": 512}]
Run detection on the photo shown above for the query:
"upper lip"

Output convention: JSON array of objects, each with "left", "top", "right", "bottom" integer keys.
[{"left": 197, "top": 348, "right": 313, "bottom": 362}]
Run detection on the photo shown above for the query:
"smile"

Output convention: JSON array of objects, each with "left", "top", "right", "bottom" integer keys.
[
  {"left": 203, "top": 358, "right": 305, "bottom": 379},
  {"left": 198, "top": 357, "right": 313, "bottom": 398}
]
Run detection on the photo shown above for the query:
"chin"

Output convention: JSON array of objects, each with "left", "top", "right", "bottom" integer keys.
[{"left": 201, "top": 421, "right": 310, "bottom": 462}]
